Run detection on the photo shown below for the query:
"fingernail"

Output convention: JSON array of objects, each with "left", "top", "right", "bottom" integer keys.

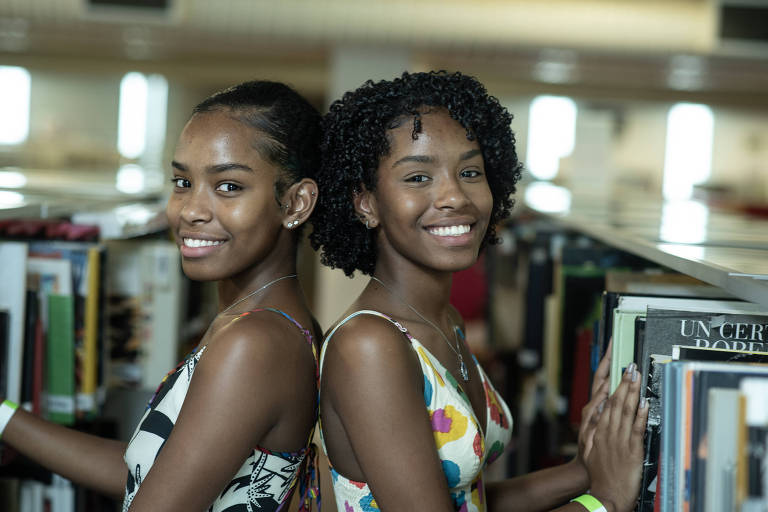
[
  {"left": 625, "top": 362, "right": 636, "bottom": 377},
  {"left": 598, "top": 399, "right": 606, "bottom": 413},
  {"left": 640, "top": 397, "right": 647, "bottom": 409},
  {"left": 632, "top": 368, "right": 638, "bottom": 382}
]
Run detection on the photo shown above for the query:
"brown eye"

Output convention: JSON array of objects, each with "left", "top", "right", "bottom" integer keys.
[
  {"left": 171, "top": 177, "right": 191, "bottom": 188},
  {"left": 215, "top": 182, "right": 242, "bottom": 192}
]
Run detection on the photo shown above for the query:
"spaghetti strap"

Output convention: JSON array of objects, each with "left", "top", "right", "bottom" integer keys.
[
  {"left": 319, "top": 309, "right": 413, "bottom": 375},
  {"left": 235, "top": 307, "right": 314, "bottom": 345}
]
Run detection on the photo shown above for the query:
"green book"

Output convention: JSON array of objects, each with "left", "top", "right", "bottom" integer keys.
[{"left": 46, "top": 294, "right": 75, "bottom": 425}]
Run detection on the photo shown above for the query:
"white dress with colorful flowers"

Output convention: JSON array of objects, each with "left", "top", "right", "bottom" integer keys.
[{"left": 319, "top": 310, "right": 513, "bottom": 512}]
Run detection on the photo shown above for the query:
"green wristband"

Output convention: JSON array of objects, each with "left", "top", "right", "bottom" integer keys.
[
  {"left": 0, "top": 399, "right": 20, "bottom": 439},
  {"left": 571, "top": 494, "right": 608, "bottom": 512}
]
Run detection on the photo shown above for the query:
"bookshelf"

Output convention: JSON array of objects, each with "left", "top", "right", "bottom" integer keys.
[
  {"left": 506, "top": 184, "right": 768, "bottom": 510},
  {"left": 0, "top": 170, "right": 205, "bottom": 512}
]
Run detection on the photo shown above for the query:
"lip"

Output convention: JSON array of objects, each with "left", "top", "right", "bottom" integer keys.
[{"left": 177, "top": 232, "right": 228, "bottom": 258}]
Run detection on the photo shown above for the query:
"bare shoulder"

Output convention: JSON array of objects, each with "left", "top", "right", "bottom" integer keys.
[
  {"left": 322, "top": 312, "right": 422, "bottom": 403},
  {"left": 324, "top": 312, "right": 413, "bottom": 368},
  {"left": 200, "top": 311, "right": 313, "bottom": 384}
]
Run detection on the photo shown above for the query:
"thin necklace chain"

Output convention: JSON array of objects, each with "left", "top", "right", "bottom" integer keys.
[
  {"left": 219, "top": 274, "right": 297, "bottom": 315},
  {"left": 370, "top": 276, "right": 469, "bottom": 382}
]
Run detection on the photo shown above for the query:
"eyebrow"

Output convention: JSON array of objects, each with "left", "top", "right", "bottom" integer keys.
[
  {"left": 171, "top": 161, "right": 255, "bottom": 173},
  {"left": 391, "top": 148, "right": 482, "bottom": 168},
  {"left": 392, "top": 155, "right": 434, "bottom": 167}
]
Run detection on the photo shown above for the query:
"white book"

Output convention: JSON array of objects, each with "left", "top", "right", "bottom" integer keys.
[
  {"left": 705, "top": 388, "right": 740, "bottom": 512},
  {"left": 19, "top": 480, "right": 44, "bottom": 512},
  {"left": 0, "top": 241, "right": 28, "bottom": 403}
]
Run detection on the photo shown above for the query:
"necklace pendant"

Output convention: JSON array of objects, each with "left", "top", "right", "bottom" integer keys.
[{"left": 459, "top": 358, "right": 469, "bottom": 382}]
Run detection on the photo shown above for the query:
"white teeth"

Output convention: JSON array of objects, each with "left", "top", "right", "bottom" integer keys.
[
  {"left": 183, "top": 238, "right": 223, "bottom": 248},
  {"left": 428, "top": 225, "right": 470, "bottom": 237}
]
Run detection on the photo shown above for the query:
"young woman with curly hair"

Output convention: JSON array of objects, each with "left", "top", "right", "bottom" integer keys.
[
  {"left": 310, "top": 71, "right": 648, "bottom": 512},
  {"left": 0, "top": 81, "right": 322, "bottom": 511}
]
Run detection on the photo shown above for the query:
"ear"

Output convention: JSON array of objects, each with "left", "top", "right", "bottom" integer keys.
[
  {"left": 280, "top": 178, "right": 318, "bottom": 230},
  {"left": 353, "top": 185, "right": 379, "bottom": 230}
]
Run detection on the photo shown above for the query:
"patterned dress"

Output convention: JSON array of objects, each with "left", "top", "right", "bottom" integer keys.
[
  {"left": 319, "top": 310, "right": 513, "bottom": 512},
  {"left": 122, "top": 308, "right": 319, "bottom": 512}
]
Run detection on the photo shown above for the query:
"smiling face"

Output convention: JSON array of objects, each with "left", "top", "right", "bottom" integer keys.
[
  {"left": 364, "top": 109, "right": 493, "bottom": 274},
  {"left": 166, "top": 110, "right": 285, "bottom": 282}
]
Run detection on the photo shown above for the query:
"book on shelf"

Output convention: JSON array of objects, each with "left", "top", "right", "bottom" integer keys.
[
  {"left": 737, "top": 377, "right": 768, "bottom": 511},
  {"left": 105, "top": 240, "right": 184, "bottom": 390},
  {"left": 0, "top": 309, "right": 9, "bottom": 402},
  {"left": 28, "top": 241, "right": 105, "bottom": 418},
  {"left": 27, "top": 256, "right": 75, "bottom": 425},
  {"left": 600, "top": 295, "right": 768, "bottom": 512},
  {"left": 545, "top": 243, "right": 646, "bottom": 418},
  {"left": 659, "top": 361, "right": 768, "bottom": 512},
  {"left": 0, "top": 241, "right": 29, "bottom": 403},
  {"left": 607, "top": 296, "right": 768, "bottom": 393},
  {"left": 704, "top": 388, "right": 741, "bottom": 512},
  {"left": 20, "top": 290, "right": 44, "bottom": 415}
]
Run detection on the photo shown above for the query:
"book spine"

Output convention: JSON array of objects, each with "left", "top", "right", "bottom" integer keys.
[
  {"left": 46, "top": 294, "right": 75, "bottom": 425},
  {"left": 0, "top": 242, "right": 28, "bottom": 403},
  {"left": 80, "top": 247, "right": 100, "bottom": 417}
]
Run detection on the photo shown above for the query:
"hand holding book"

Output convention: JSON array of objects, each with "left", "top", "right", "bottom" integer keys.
[{"left": 586, "top": 362, "right": 649, "bottom": 512}]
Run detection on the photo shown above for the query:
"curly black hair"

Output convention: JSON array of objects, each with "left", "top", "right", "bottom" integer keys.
[{"left": 309, "top": 70, "right": 523, "bottom": 276}]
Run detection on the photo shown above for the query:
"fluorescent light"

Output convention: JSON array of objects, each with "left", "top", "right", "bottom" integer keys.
[
  {"left": 118, "top": 72, "right": 149, "bottom": 159},
  {"left": 526, "top": 95, "right": 577, "bottom": 180},
  {"left": 660, "top": 200, "right": 708, "bottom": 244},
  {"left": 116, "top": 164, "right": 146, "bottom": 194},
  {"left": 663, "top": 103, "right": 714, "bottom": 200},
  {"left": 0, "top": 190, "right": 25, "bottom": 207},
  {"left": 0, "top": 170, "right": 27, "bottom": 188},
  {"left": 524, "top": 181, "right": 572, "bottom": 214},
  {"left": 0, "top": 66, "right": 30, "bottom": 145}
]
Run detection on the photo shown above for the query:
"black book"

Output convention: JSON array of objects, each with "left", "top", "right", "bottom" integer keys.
[
  {"left": 0, "top": 309, "right": 9, "bottom": 398},
  {"left": 641, "top": 308, "right": 768, "bottom": 427},
  {"left": 21, "top": 290, "right": 39, "bottom": 408}
]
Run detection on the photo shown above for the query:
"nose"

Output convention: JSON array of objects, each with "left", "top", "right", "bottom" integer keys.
[
  {"left": 178, "top": 187, "right": 213, "bottom": 224},
  {"left": 434, "top": 172, "right": 470, "bottom": 210}
]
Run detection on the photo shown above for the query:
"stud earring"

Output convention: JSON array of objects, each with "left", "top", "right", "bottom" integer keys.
[
  {"left": 286, "top": 220, "right": 297, "bottom": 228},
  {"left": 310, "top": 191, "right": 316, "bottom": 196}
]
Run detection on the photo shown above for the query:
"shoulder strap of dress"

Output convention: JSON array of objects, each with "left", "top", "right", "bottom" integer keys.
[
  {"left": 236, "top": 307, "right": 312, "bottom": 342},
  {"left": 234, "top": 307, "right": 318, "bottom": 371},
  {"left": 319, "top": 309, "right": 413, "bottom": 376}
]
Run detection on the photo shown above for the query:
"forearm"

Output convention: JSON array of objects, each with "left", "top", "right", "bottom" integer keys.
[
  {"left": 3, "top": 408, "right": 127, "bottom": 498},
  {"left": 486, "top": 459, "right": 589, "bottom": 512}
]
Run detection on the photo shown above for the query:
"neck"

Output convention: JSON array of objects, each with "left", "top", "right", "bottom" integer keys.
[
  {"left": 217, "top": 239, "right": 298, "bottom": 313},
  {"left": 371, "top": 261, "right": 454, "bottom": 324}
]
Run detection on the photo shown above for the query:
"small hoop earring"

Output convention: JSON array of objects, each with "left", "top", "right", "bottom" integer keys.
[{"left": 365, "top": 219, "right": 370, "bottom": 229}]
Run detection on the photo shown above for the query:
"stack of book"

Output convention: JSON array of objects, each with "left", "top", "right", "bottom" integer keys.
[
  {"left": 0, "top": 233, "right": 105, "bottom": 425},
  {"left": 599, "top": 283, "right": 768, "bottom": 511}
]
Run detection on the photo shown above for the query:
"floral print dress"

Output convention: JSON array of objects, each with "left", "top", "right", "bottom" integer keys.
[
  {"left": 319, "top": 310, "right": 513, "bottom": 512},
  {"left": 123, "top": 308, "right": 319, "bottom": 512}
]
